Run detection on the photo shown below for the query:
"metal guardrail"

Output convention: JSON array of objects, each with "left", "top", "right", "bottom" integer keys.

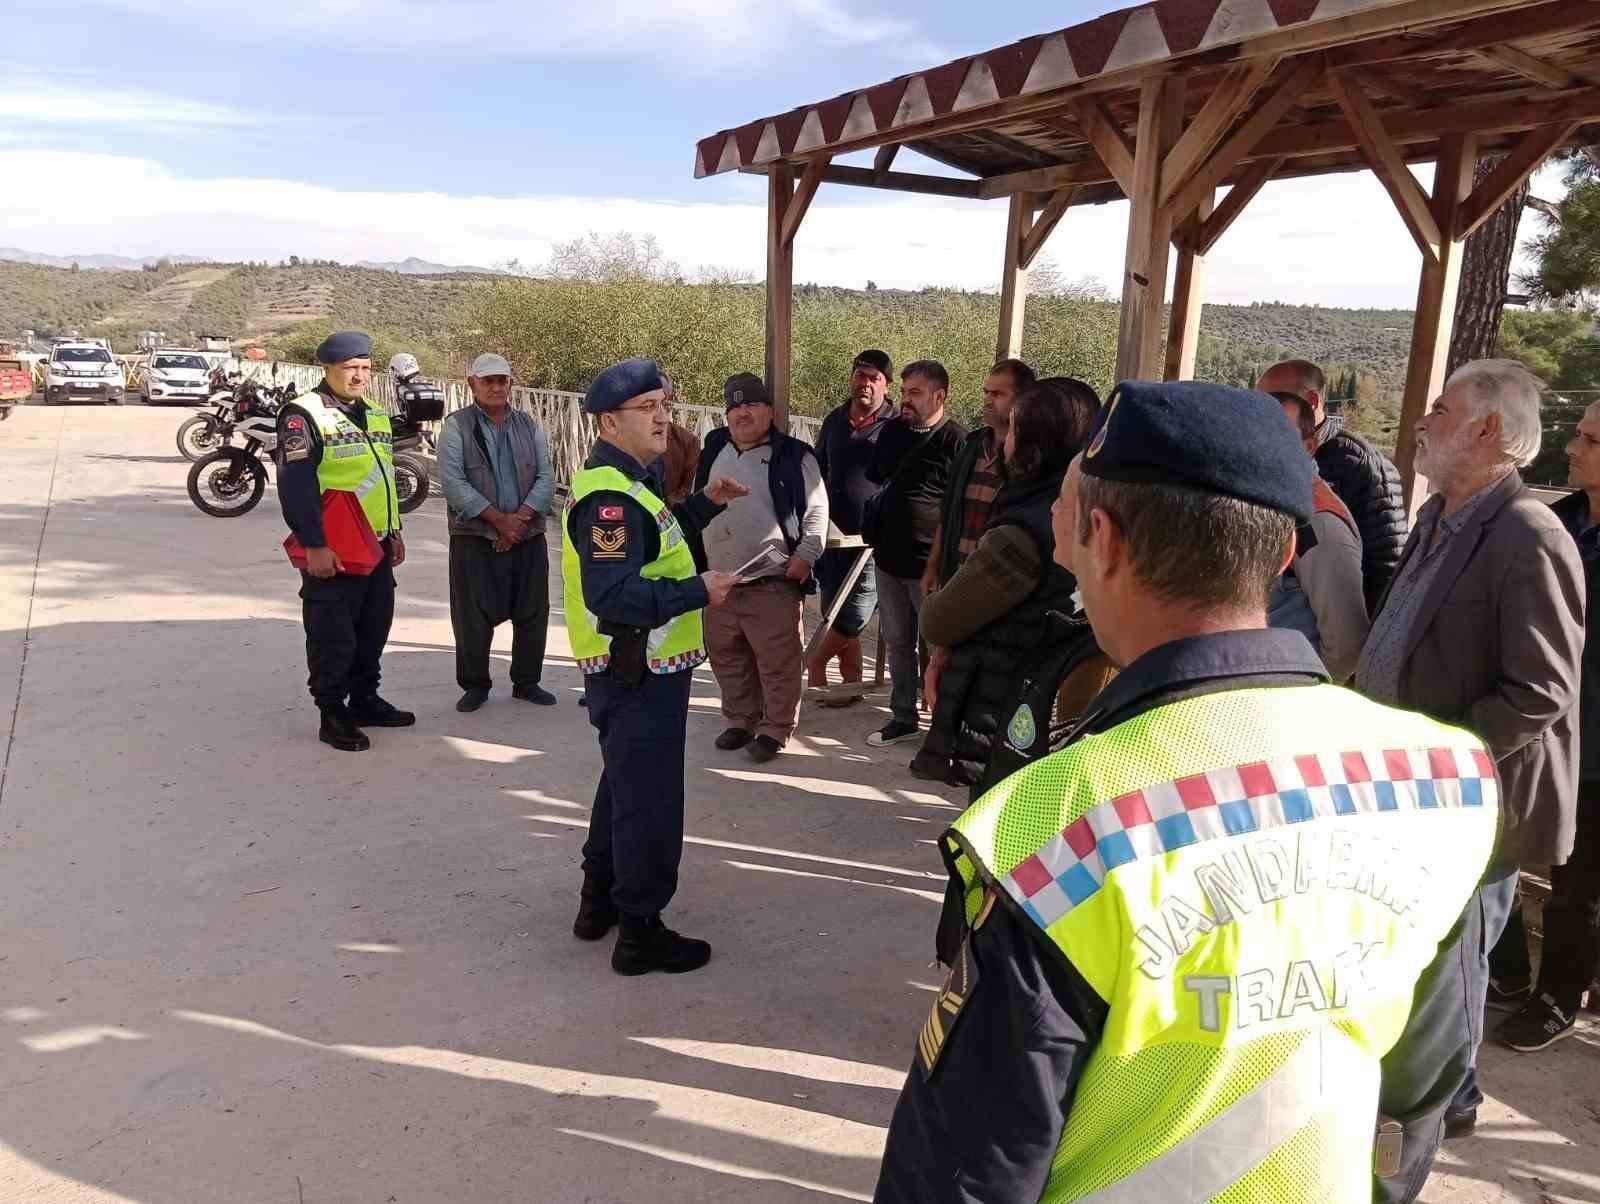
[{"left": 228, "top": 359, "right": 825, "bottom": 489}]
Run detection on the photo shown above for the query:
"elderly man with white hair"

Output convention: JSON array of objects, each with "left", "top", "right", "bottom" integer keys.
[{"left": 1358, "top": 359, "right": 1584, "bottom": 1203}]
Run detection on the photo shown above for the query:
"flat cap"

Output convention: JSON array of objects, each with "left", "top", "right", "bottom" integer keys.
[
  {"left": 723, "top": 372, "right": 770, "bottom": 409},
  {"left": 1081, "top": 380, "right": 1313, "bottom": 525},
  {"left": 470, "top": 352, "right": 512, "bottom": 377},
  {"left": 584, "top": 357, "right": 662, "bottom": 415},
  {"left": 853, "top": 349, "right": 892, "bottom": 379},
  {"left": 315, "top": 330, "right": 372, "bottom": 364}
]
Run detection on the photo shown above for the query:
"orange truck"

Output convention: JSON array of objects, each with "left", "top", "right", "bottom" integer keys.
[{"left": 0, "top": 341, "right": 31, "bottom": 417}]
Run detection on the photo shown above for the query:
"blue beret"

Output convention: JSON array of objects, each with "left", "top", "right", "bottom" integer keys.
[
  {"left": 315, "top": 331, "right": 372, "bottom": 364},
  {"left": 1081, "top": 380, "right": 1314, "bottom": 525},
  {"left": 585, "top": 357, "right": 663, "bottom": 414}
]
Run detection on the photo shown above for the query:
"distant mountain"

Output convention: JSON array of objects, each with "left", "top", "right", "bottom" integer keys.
[
  {"left": 0, "top": 249, "right": 496, "bottom": 276},
  {"left": 354, "top": 256, "right": 494, "bottom": 275},
  {"left": 0, "top": 248, "right": 211, "bottom": 271}
]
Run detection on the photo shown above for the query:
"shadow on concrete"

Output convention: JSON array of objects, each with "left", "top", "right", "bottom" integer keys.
[{"left": 0, "top": 613, "right": 914, "bottom": 1203}]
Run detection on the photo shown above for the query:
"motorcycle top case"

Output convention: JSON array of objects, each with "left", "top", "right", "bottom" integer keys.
[
  {"left": 398, "top": 382, "right": 445, "bottom": 423},
  {"left": 283, "top": 490, "right": 385, "bottom": 576}
]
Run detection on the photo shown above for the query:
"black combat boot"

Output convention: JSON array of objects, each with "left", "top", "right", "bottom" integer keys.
[
  {"left": 572, "top": 873, "right": 619, "bottom": 941},
  {"left": 611, "top": 914, "right": 711, "bottom": 976},
  {"left": 319, "top": 704, "right": 371, "bottom": 752},
  {"left": 348, "top": 695, "right": 416, "bottom": 727}
]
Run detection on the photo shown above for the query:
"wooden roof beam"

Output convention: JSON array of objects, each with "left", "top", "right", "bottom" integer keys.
[
  {"left": 1332, "top": 0, "right": 1600, "bottom": 72},
  {"left": 1161, "top": 57, "right": 1281, "bottom": 208},
  {"left": 1350, "top": 65, "right": 1430, "bottom": 109},
  {"left": 1068, "top": 98, "right": 1137, "bottom": 197},
  {"left": 1474, "top": 44, "right": 1582, "bottom": 90},
  {"left": 1165, "top": 57, "right": 1323, "bottom": 230},
  {"left": 1456, "top": 120, "right": 1580, "bottom": 239},
  {"left": 1019, "top": 187, "right": 1078, "bottom": 269},
  {"left": 1328, "top": 72, "right": 1441, "bottom": 262},
  {"left": 1254, "top": 86, "right": 1600, "bottom": 160},
  {"left": 739, "top": 163, "right": 982, "bottom": 200}
]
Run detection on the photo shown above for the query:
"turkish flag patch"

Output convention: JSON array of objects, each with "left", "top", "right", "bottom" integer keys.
[
  {"left": 285, "top": 415, "right": 306, "bottom": 431},
  {"left": 598, "top": 504, "right": 624, "bottom": 521}
]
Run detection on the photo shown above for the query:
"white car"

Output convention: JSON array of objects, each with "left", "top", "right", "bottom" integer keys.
[
  {"left": 45, "top": 342, "right": 124, "bottom": 405},
  {"left": 141, "top": 350, "right": 213, "bottom": 405}
]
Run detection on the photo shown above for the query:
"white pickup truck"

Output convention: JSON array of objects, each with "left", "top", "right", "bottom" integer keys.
[{"left": 44, "top": 341, "right": 124, "bottom": 405}]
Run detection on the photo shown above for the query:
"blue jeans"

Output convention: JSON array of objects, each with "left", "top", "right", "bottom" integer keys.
[{"left": 816, "top": 548, "right": 878, "bottom": 638}]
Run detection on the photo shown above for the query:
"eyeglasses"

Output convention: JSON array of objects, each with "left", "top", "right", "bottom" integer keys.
[{"left": 616, "top": 399, "right": 667, "bottom": 416}]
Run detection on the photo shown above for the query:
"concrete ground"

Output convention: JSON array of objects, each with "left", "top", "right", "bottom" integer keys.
[{"left": 1, "top": 404, "right": 1597, "bottom": 1204}]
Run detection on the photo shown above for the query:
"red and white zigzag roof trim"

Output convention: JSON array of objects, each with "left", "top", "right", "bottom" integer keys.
[{"left": 694, "top": 0, "right": 1415, "bottom": 178}]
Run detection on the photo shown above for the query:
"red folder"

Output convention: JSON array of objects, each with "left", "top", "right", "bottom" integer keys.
[{"left": 284, "top": 490, "right": 385, "bottom": 576}]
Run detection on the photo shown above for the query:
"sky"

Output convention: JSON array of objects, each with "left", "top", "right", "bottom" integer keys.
[{"left": 0, "top": 0, "right": 1553, "bottom": 306}]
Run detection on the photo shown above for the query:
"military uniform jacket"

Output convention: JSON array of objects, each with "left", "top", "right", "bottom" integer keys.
[
  {"left": 568, "top": 440, "right": 723, "bottom": 633},
  {"left": 875, "top": 629, "right": 1335, "bottom": 1202}
]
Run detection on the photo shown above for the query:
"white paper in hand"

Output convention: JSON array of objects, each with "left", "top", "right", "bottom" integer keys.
[{"left": 733, "top": 545, "right": 788, "bottom": 583}]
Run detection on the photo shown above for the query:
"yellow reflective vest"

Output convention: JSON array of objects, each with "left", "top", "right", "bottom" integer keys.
[
  {"left": 945, "top": 682, "right": 1498, "bottom": 1201},
  {"left": 296, "top": 392, "right": 398, "bottom": 538},
  {"left": 560, "top": 465, "right": 706, "bottom": 675}
]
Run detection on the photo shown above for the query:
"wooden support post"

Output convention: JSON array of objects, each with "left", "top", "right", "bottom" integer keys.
[
  {"left": 1165, "top": 191, "right": 1213, "bottom": 381},
  {"left": 765, "top": 164, "right": 795, "bottom": 428},
  {"left": 997, "top": 192, "right": 1031, "bottom": 362},
  {"left": 1396, "top": 134, "right": 1476, "bottom": 515},
  {"left": 1116, "top": 78, "right": 1182, "bottom": 382}
]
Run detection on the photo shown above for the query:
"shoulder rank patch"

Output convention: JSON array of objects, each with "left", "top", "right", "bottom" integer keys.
[
  {"left": 591, "top": 524, "right": 628, "bottom": 560},
  {"left": 598, "top": 504, "right": 625, "bottom": 521},
  {"left": 918, "top": 925, "right": 980, "bottom": 1080},
  {"left": 282, "top": 433, "right": 310, "bottom": 462}
]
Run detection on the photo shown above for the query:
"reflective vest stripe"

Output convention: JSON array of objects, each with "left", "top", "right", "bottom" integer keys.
[
  {"left": 1076, "top": 1029, "right": 1345, "bottom": 1203},
  {"left": 1002, "top": 743, "right": 1496, "bottom": 931},
  {"left": 626, "top": 479, "right": 682, "bottom": 548},
  {"left": 297, "top": 394, "right": 397, "bottom": 537},
  {"left": 561, "top": 464, "right": 706, "bottom": 676},
  {"left": 352, "top": 458, "right": 385, "bottom": 500}
]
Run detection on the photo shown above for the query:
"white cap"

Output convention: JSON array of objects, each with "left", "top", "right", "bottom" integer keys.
[{"left": 470, "top": 352, "right": 512, "bottom": 378}]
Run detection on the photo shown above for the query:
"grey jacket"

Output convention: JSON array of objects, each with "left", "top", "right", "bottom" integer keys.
[
  {"left": 1374, "top": 471, "right": 1585, "bottom": 867},
  {"left": 440, "top": 405, "right": 553, "bottom": 541}
]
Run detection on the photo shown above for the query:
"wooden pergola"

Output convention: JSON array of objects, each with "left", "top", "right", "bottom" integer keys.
[{"left": 694, "top": 0, "right": 1600, "bottom": 511}]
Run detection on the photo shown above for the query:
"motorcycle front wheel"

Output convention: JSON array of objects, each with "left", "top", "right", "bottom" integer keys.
[
  {"left": 177, "top": 414, "right": 230, "bottom": 462},
  {"left": 393, "top": 452, "right": 430, "bottom": 514},
  {"left": 188, "top": 449, "right": 266, "bottom": 517}
]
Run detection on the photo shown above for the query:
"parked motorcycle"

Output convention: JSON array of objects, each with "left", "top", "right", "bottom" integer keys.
[
  {"left": 187, "top": 376, "right": 427, "bottom": 519},
  {"left": 390, "top": 367, "right": 444, "bottom": 513},
  {"left": 177, "top": 370, "right": 298, "bottom": 462},
  {"left": 186, "top": 383, "right": 282, "bottom": 517},
  {"left": 176, "top": 389, "right": 239, "bottom": 461}
]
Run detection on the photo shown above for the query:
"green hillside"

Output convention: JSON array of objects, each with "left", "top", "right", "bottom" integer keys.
[
  {"left": 0, "top": 259, "right": 494, "bottom": 368},
  {"left": 1, "top": 257, "right": 1416, "bottom": 439}
]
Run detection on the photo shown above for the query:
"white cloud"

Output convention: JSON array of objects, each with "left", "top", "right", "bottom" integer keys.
[
  {"left": 74, "top": 0, "right": 922, "bottom": 63},
  {"left": 0, "top": 82, "right": 262, "bottom": 129},
  {"left": 0, "top": 150, "right": 1550, "bottom": 309}
]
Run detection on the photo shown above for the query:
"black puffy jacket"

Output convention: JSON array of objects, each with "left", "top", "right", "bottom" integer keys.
[
  {"left": 1313, "top": 414, "right": 1407, "bottom": 614},
  {"left": 924, "top": 472, "right": 1079, "bottom": 789}
]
